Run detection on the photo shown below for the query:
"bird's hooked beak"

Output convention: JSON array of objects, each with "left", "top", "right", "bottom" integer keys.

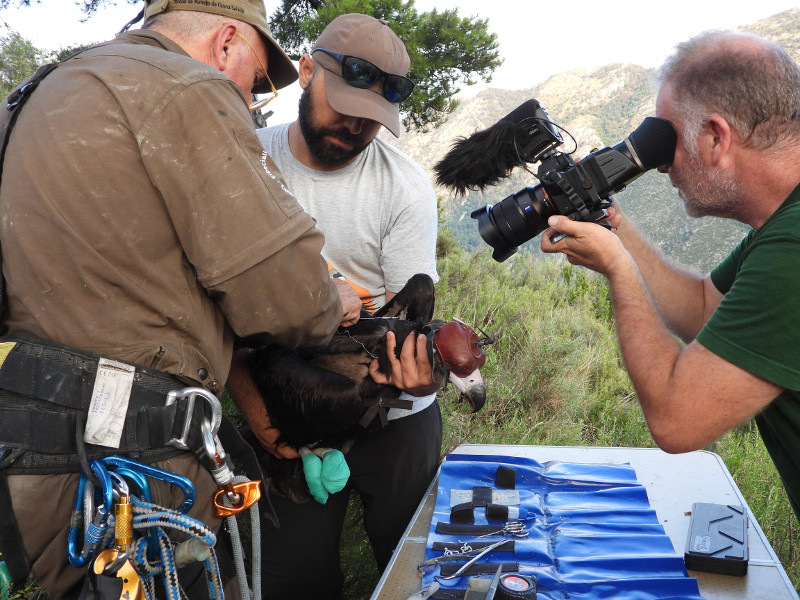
[{"left": 447, "top": 367, "right": 487, "bottom": 412}]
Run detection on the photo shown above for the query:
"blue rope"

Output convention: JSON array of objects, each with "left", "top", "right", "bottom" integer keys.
[{"left": 118, "top": 497, "right": 223, "bottom": 600}]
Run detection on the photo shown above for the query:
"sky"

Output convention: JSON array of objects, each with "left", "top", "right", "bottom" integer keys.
[{"left": 1, "top": 0, "right": 798, "bottom": 125}]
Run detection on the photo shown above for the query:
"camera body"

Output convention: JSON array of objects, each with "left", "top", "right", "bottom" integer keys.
[{"left": 468, "top": 100, "right": 677, "bottom": 262}]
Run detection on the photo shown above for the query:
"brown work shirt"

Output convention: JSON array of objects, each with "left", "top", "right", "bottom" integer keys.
[{"left": 0, "top": 30, "right": 341, "bottom": 394}]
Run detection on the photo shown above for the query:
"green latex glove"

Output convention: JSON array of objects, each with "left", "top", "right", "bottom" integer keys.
[
  {"left": 300, "top": 448, "right": 351, "bottom": 504},
  {"left": 300, "top": 450, "right": 327, "bottom": 503},
  {"left": 320, "top": 449, "right": 349, "bottom": 494}
]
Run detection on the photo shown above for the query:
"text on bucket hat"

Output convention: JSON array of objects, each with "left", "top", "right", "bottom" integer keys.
[
  {"left": 311, "top": 13, "right": 411, "bottom": 137},
  {"left": 143, "top": 0, "right": 298, "bottom": 92}
]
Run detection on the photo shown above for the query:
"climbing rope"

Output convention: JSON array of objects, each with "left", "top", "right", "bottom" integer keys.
[{"left": 124, "top": 496, "right": 223, "bottom": 600}]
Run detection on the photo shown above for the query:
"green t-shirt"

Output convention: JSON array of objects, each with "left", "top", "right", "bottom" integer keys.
[{"left": 698, "top": 183, "right": 800, "bottom": 517}]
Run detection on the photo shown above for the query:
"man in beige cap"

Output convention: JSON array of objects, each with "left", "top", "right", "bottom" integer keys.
[
  {"left": 0, "top": 0, "right": 347, "bottom": 597},
  {"left": 252, "top": 14, "right": 440, "bottom": 599}
]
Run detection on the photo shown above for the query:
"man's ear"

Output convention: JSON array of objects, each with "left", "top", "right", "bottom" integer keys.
[
  {"left": 704, "top": 115, "right": 734, "bottom": 167},
  {"left": 298, "top": 54, "right": 315, "bottom": 89},
  {"left": 210, "top": 23, "right": 239, "bottom": 72}
]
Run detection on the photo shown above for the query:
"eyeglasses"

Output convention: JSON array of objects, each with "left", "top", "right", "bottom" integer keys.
[
  {"left": 311, "top": 48, "right": 414, "bottom": 103},
  {"left": 236, "top": 32, "right": 278, "bottom": 111}
]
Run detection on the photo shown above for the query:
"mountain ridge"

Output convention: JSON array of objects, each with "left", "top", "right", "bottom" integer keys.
[{"left": 387, "top": 8, "right": 800, "bottom": 274}]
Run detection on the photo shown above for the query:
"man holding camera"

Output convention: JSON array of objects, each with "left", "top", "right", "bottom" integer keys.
[{"left": 542, "top": 31, "right": 800, "bottom": 519}]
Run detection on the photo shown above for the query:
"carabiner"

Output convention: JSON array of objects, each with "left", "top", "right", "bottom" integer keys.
[
  {"left": 108, "top": 465, "right": 160, "bottom": 560},
  {"left": 110, "top": 466, "right": 152, "bottom": 503},
  {"left": 102, "top": 473, "right": 133, "bottom": 576},
  {"left": 166, "top": 387, "right": 222, "bottom": 450},
  {"left": 169, "top": 387, "right": 260, "bottom": 517},
  {"left": 200, "top": 418, "right": 261, "bottom": 517},
  {"left": 67, "top": 460, "right": 114, "bottom": 567},
  {"left": 101, "top": 455, "right": 195, "bottom": 514}
]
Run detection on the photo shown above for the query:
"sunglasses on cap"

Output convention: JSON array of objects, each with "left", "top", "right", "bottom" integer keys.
[{"left": 311, "top": 48, "right": 415, "bottom": 103}]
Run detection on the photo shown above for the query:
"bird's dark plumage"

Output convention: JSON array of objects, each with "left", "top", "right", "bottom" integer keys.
[
  {"left": 242, "top": 274, "right": 489, "bottom": 501},
  {"left": 247, "top": 273, "right": 437, "bottom": 450}
]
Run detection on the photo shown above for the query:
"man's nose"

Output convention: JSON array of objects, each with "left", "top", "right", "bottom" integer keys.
[{"left": 342, "top": 116, "right": 364, "bottom": 134}]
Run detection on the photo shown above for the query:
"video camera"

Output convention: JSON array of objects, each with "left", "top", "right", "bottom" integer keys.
[{"left": 433, "top": 100, "right": 677, "bottom": 262}]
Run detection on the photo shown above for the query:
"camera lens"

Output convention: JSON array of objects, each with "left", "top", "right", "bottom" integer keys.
[{"left": 470, "top": 185, "right": 553, "bottom": 262}]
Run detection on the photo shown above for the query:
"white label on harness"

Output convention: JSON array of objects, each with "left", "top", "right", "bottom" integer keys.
[{"left": 84, "top": 358, "right": 136, "bottom": 448}]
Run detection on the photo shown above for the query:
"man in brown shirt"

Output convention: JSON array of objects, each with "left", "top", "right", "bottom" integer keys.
[{"left": 0, "top": 0, "right": 347, "bottom": 596}]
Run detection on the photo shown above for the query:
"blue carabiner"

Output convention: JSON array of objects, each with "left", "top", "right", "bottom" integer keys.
[
  {"left": 101, "top": 455, "right": 195, "bottom": 514},
  {"left": 111, "top": 466, "right": 152, "bottom": 503},
  {"left": 67, "top": 460, "right": 114, "bottom": 567}
]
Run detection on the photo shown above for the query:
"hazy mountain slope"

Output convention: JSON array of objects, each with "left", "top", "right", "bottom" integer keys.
[{"left": 389, "top": 8, "right": 799, "bottom": 274}]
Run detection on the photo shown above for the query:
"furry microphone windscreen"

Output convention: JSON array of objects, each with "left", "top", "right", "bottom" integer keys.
[
  {"left": 433, "top": 99, "right": 552, "bottom": 196},
  {"left": 432, "top": 119, "right": 522, "bottom": 196}
]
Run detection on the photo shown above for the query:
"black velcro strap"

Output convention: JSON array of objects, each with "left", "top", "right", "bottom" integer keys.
[
  {"left": 471, "top": 486, "right": 493, "bottom": 507},
  {"left": 361, "top": 395, "right": 414, "bottom": 410},
  {"left": 438, "top": 562, "right": 519, "bottom": 577},
  {"left": 431, "top": 590, "right": 465, "bottom": 600},
  {"left": 486, "top": 504, "right": 510, "bottom": 522},
  {"left": 450, "top": 502, "right": 474, "bottom": 523},
  {"left": 496, "top": 465, "right": 517, "bottom": 489},
  {"left": 435, "top": 523, "right": 503, "bottom": 536},
  {"left": 358, "top": 405, "right": 385, "bottom": 429}
]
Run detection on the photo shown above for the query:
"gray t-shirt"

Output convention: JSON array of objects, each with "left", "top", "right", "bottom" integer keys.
[{"left": 257, "top": 123, "right": 439, "bottom": 417}]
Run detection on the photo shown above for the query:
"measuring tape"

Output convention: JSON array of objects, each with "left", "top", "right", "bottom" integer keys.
[{"left": 496, "top": 573, "right": 537, "bottom": 599}]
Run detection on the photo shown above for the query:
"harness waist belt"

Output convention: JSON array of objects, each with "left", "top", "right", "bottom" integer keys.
[{"left": 0, "top": 335, "right": 205, "bottom": 459}]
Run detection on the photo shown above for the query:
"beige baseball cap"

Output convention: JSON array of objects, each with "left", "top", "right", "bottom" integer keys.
[
  {"left": 311, "top": 14, "right": 410, "bottom": 137},
  {"left": 144, "top": 0, "right": 298, "bottom": 92}
]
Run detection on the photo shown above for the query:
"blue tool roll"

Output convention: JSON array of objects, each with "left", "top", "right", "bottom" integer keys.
[{"left": 422, "top": 453, "right": 705, "bottom": 600}]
